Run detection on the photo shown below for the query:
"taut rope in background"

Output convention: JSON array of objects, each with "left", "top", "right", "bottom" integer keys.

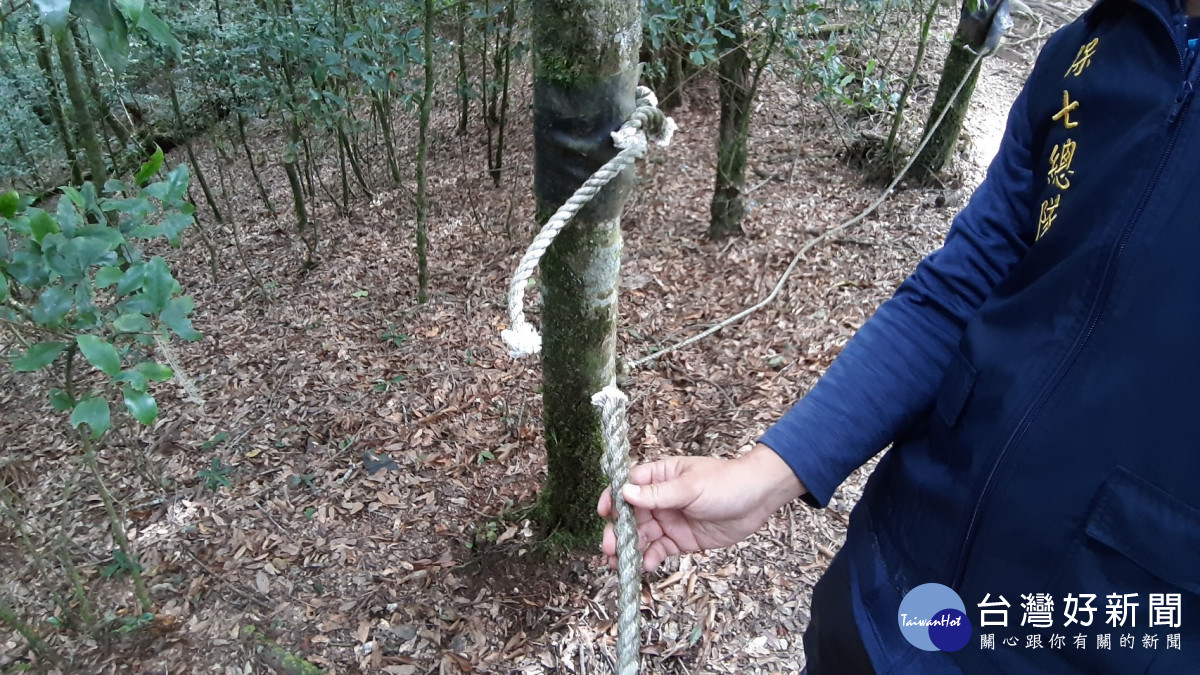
[{"left": 501, "top": 46, "right": 988, "bottom": 675}]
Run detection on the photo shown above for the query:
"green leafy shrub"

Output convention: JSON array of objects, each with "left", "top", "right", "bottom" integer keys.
[{"left": 0, "top": 149, "right": 201, "bottom": 439}]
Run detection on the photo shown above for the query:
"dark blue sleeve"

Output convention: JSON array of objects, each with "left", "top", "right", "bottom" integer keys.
[{"left": 759, "top": 73, "right": 1040, "bottom": 508}]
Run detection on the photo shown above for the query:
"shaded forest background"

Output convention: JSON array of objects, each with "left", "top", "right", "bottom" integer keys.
[{"left": 0, "top": 0, "right": 1083, "bottom": 672}]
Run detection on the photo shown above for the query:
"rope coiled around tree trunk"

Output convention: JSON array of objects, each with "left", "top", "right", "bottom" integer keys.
[{"left": 502, "top": 85, "right": 675, "bottom": 675}]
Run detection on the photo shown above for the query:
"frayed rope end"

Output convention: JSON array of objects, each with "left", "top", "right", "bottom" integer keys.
[
  {"left": 591, "top": 383, "right": 628, "bottom": 409},
  {"left": 502, "top": 323, "right": 542, "bottom": 359}
]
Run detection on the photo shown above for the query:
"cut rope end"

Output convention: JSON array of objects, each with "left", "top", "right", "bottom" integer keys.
[
  {"left": 501, "top": 323, "right": 542, "bottom": 359},
  {"left": 590, "top": 383, "right": 628, "bottom": 409},
  {"left": 658, "top": 116, "right": 678, "bottom": 146}
]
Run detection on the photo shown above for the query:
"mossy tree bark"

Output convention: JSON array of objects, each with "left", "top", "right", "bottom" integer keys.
[
  {"left": 912, "top": 0, "right": 1011, "bottom": 181},
  {"left": 416, "top": 0, "right": 434, "bottom": 303},
  {"left": 708, "top": 0, "right": 752, "bottom": 240},
  {"left": 531, "top": 0, "right": 639, "bottom": 542},
  {"left": 53, "top": 21, "right": 106, "bottom": 188},
  {"left": 34, "top": 23, "right": 82, "bottom": 185}
]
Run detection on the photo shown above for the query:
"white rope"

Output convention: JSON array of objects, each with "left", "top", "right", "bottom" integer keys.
[
  {"left": 502, "top": 86, "right": 676, "bottom": 358},
  {"left": 501, "top": 86, "right": 674, "bottom": 675},
  {"left": 498, "top": 43, "right": 992, "bottom": 675},
  {"left": 592, "top": 384, "right": 642, "bottom": 675}
]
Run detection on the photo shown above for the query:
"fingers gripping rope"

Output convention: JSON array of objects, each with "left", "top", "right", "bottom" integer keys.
[
  {"left": 501, "top": 86, "right": 676, "bottom": 358},
  {"left": 592, "top": 384, "right": 643, "bottom": 675}
]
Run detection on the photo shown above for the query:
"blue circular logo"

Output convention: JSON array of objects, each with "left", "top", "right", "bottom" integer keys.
[{"left": 897, "top": 583, "right": 972, "bottom": 652}]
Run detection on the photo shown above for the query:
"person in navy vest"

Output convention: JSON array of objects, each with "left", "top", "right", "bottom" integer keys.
[{"left": 599, "top": 1, "right": 1200, "bottom": 672}]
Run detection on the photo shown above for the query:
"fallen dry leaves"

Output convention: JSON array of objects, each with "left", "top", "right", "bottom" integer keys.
[{"left": 0, "top": 4, "right": 1079, "bottom": 672}]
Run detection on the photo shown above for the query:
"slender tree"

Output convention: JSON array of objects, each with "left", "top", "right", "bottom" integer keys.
[
  {"left": 33, "top": 22, "right": 82, "bottom": 185},
  {"left": 531, "top": 0, "right": 639, "bottom": 539},
  {"left": 416, "top": 0, "right": 435, "bottom": 302},
  {"left": 53, "top": 18, "right": 106, "bottom": 187},
  {"left": 912, "top": 0, "right": 1012, "bottom": 180},
  {"left": 707, "top": 0, "right": 781, "bottom": 239},
  {"left": 455, "top": 0, "right": 470, "bottom": 135},
  {"left": 168, "top": 77, "right": 223, "bottom": 223}
]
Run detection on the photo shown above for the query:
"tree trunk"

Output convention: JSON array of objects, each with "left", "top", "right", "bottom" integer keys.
[
  {"left": 54, "top": 23, "right": 106, "bottom": 188},
  {"left": 416, "top": 0, "right": 434, "bottom": 303},
  {"left": 373, "top": 93, "right": 402, "bottom": 183},
  {"left": 885, "top": 0, "right": 939, "bottom": 157},
  {"left": 456, "top": 0, "right": 470, "bottom": 135},
  {"left": 489, "top": 3, "right": 514, "bottom": 186},
  {"left": 35, "top": 23, "right": 82, "bottom": 185},
  {"left": 531, "top": 0, "right": 639, "bottom": 541},
  {"left": 168, "top": 78, "right": 223, "bottom": 223},
  {"left": 708, "top": 0, "right": 751, "bottom": 240},
  {"left": 912, "top": 0, "right": 1011, "bottom": 180},
  {"left": 235, "top": 110, "right": 275, "bottom": 214},
  {"left": 72, "top": 22, "right": 130, "bottom": 148}
]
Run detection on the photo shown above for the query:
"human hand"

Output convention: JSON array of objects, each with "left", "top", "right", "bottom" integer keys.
[{"left": 597, "top": 444, "right": 806, "bottom": 572}]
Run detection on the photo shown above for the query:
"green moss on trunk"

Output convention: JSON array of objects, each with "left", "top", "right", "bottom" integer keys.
[
  {"left": 531, "top": 0, "right": 639, "bottom": 86},
  {"left": 913, "top": 38, "right": 983, "bottom": 181},
  {"left": 708, "top": 0, "right": 752, "bottom": 240},
  {"left": 530, "top": 0, "right": 639, "bottom": 544},
  {"left": 539, "top": 211, "right": 622, "bottom": 539}
]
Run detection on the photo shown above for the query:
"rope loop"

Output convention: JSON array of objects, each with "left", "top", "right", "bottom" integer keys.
[{"left": 501, "top": 87, "right": 675, "bottom": 359}]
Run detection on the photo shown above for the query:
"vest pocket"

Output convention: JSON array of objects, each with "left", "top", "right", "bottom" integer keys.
[
  {"left": 935, "top": 348, "right": 978, "bottom": 428},
  {"left": 1082, "top": 468, "right": 1200, "bottom": 595}
]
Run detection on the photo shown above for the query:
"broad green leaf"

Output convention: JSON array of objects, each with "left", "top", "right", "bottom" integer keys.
[
  {"left": 11, "top": 341, "right": 68, "bottom": 371},
  {"left": 55, "top": 198, "right": 79, "bottom": 237},
  {"left": 134, "top": 8, "right": 180, "bottom": 56},
  {"left": 135, "top": 361, "right": 172, "bottom": 381},
  {"left": 0, "top": 280, "right": 7, "bottom": 303},
  {"left": 122, "top": 385, "right": 157, "bottom": 425},
  {"left": 116, "top": 369, "right": 147, "bottom": 391},
  {"left": 135, "top": 146, "right": 163, "bottom": 187},
  {"left": 115, "top": 0, "right": 143, "bottom": 25},
  {"left": 73, "top": 281, "right": 100, "bottom": 330},
  {"left": 71, "top": 0, "right": 118, "bottom": 30},
  {"left": 103, "top": 178, "right": 126, "bottom": 193},
  {"left": 162, "top": 164, "right": 189, "bottom": 204},
  {"left": 7, "top": 249, "right": 50, "bottom": 288},
  {"left": 51, "top": 231, "right": 120, "bottom": 281},
  {"left": 116, "top": 262, "right": 145, "bottom": 296},
  {"left": 96, "top": 265, "right": 123, "bottom": 287},
  {"left": 0, "top": 190, "right": 18, "bottom": 219},
  {"left": 60, "top": 185, "right": 84, "bottom": 208},
  {"left": 113, "top": 312, "right": 150, "bottom": 333},
  {"left": 77, "top": 334, "right": 121, "bottom": 376},
  {"left": 30, "top": 209, "right": 59, "bottom": 244},
  {"left": 161, "top": 212, "right": 192, "bottom": 247},
  {"left": 49, "top": 388, "right": 74, "bottom": 411},
  {"left": 160, "top": 296, "right": 201, "bottom": 341},
  {"left": 141, "top": 257, "right": 177, "bottom": 313},
  {"left": 81, "top": 4, "right": 130, "bottom": 75},
  {"left": 70, "top": 396, "right": 110, "bottom": 438},
  {"left": 31, "top": 285, "right": 73, "bottom": 325}
]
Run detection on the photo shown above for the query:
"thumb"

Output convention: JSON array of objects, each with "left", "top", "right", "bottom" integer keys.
[{"left": 621, "top": 478, "right": 696, "bottom": 511}]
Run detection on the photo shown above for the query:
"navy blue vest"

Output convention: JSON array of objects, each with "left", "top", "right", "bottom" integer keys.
[{"left": 846, "top": 1, "right": 1200, "bottom": 671}]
